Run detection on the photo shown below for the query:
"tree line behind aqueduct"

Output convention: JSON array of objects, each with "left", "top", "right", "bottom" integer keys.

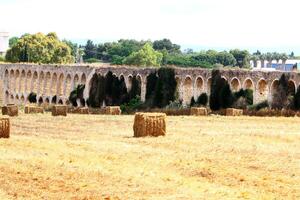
[{"left": 1, "top": 63, "right": 300, "bottom": 110}]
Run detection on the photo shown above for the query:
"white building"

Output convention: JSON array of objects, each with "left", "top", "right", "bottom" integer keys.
[
  {"left": 250, "top": 59, "right": 300, "bottom": 72},
  {"left": 0, "top": 32, "right": 9, "bottom": 56}
]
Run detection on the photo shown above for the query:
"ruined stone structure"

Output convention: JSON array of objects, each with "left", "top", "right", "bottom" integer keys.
[{"left": 1, "top": 63, "right": 300, "bottom": 107}]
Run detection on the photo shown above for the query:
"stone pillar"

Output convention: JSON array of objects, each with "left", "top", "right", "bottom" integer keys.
[
  {"left": 140, "top": 79, "right": 146, "bottom": 102},
  {"left": 63, "top": 76, "right": 67, "bottom": 97},
  {"left": 70, "top": 75, "right": 75, "bottom": 91},
  {"left": 177, "top": 79, "right": 183, "bottom": 102}
]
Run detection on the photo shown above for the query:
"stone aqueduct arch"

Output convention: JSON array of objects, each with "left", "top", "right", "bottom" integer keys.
[{"left": 0, "top": 64, "right": 300, "bottom": 106}]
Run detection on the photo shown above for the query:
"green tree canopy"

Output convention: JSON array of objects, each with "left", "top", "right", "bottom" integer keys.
[
  {"left": 229, "top": 49, "right": 250, "bottom": 68},
  {"left": 9, "top": 37, "right": 19, "bottom": 47},
  {"left": 123, "top": 43, "right": 163, "bottom": 66},
  {"left": 153, "top": 39, "right": 181, "bottom": 53},
  {"left": 5, "top": 32, "right": 74, "bottom": 64}
]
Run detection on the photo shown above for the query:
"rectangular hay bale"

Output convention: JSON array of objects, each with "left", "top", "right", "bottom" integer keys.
[
  {"left": 24, "top": 105, "right": 44, "bottom": 114},
  {"left": 52, "top": 105, "right": 67, "bottom": 116},
  {"left": 226, "top": 108, "right": 243, "bottom": 116},
  {"left": 104, "top": 106, "right": 121, "bottom": 115},
  {"left": 190, "top": 107, "right": 208, "bottom": 116},
  {"left": 71, "top": 107, "right": 89, "bottom": 114},
  {"left": 2, "top": 105, "right": 18, "bottom": 117},
  {"left": 133, "top": 112, "right": 166, "bottom": 137},
  {"left": 0, "top": 118, "right": 10, "bottom": 138}
]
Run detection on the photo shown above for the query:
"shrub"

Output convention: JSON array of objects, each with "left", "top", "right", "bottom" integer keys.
[
  {"left": 248, "top": 100, "right": 269, "bottom": 111},
  {"left": 197, "top": 93, "right": 208, "bottom": 106},
  {"left": 233, "top": 89, "right": 253, "bottom": 105},
  {"left": 165, "top": 100, "right": 183, "bottom": 109},
  {"left": 146, "top": 67, "right": 177, "bottom": 108},
  {"left": 69, "top": 84, "right": 85, "bottom": 107},
  {"left": 233, "top": 97, "right": 248, "bottom": 109},
  {"left": 219, "top": 83, "right": 234, "bottom": 108},
  {"left": 190, "top": 97, "right": 196, "bottom": 107},
  {"left": 88, "top": 72, "right": 129, "bottom": 108},
  {"left": 0, "top": 56, "right": 5, "bottom": 62},
  {"left": 28, "top": 92, "right": 37, "bottom": 103},
  {"left": 294, "top": 85, "right": 300, "bottom": 110},
  {"left": 145, "top": 72, "right": 158, "bottom": 103},
  {"left": 88, "top": 74, "right": 106, "bottom": 107},
  {"left": 84, "top": 58, "right": 101, "bottom": 63},
  {"left": 209, "top": 70, "right": 234, "bottom": 110},
  {"left": 271, "top": 74, "right": 289, "bottom": 109},
  {"left": 129, "top": 75, "right": 141, "bottom": 101},
  {"left": 120, "top": 96, "right": 143, "bottom": 114}
]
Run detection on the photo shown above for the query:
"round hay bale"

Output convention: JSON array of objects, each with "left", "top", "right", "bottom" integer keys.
[
  {"left": 133, "top": 112, "right": 166, "bottom": 137},
  {"left": 52, "top": 105, "right": 67, "bottom": 116},
  {"left": 190, "top": 107, "right": 208, "bottom": 116},
  {"left": 0, "top": 118, "right": 10, "bottom": 138}
]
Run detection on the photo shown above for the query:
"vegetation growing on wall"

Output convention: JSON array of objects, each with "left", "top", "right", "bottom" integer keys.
[
  {"left": 69, "top": 84, "right": 85, "bottom": 107},
  {"left": 28, "top": 92, "right": 37, "bottom": 103},
  {"left": 197, "top": 93, "right": 208, "bottom": 106},
  {"left": 144, "top": 68, "right": 177, "bottom": 108},
  {"left": 271, "top": 74, "right": 289, "bottom": 109},
  {"left": 294, "top": 85, "right": 300, "bottom": 110},
  {"left": 88, "top": 71, "right": 140, "bottom": 108}
]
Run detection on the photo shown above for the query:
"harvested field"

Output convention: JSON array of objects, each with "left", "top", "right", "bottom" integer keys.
[{"left": 0, "top": 113, "right": 299, "bottom": 199}]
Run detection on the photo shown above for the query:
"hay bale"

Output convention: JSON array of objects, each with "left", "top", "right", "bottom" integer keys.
[
  {"left": 2, "top": 105, "right": 18, "bottom": 117},
  {"left": 69, "top": 107, "right": 89, "bottom": 114},
  {"left": 133, "top": 112, "right": 166, "bottom": 137},
  {"left": 0, "top": 118, "right": 10, "bottom": 138},
  {"left": 190, "top": 107, "right": 208, "bottom": 116},
  {"left": 226, "top": 108, "right": 243, "bottom": 116},
  {"left": 79, "top": 107, "right": 89, "bottom": 114},
  {"left": 1, "top": 106, "right": 8, "bottom": 115},
  {"left": 104, "top": 106, "right": 121, "bottom": 115},
  {"left": 24, "top": 105, "right": 44, "bottom": 114},
  {"left": 52, "top": 105, "right": 67, "bottom": 116}
]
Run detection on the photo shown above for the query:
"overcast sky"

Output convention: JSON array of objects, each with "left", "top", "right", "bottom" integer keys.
[{"left": 1, "top": 0, "right": 300, "bottom": 54}]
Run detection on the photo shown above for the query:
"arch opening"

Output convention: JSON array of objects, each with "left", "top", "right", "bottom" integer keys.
[
  {"left": 183, "top": 76, "right": 193, "bottom": 105},
  {"left": 195, "top": 76, "right": 204, "bottom": 98},
  {"left": 257, "top": 79, "right": 268, "bottom": 102},
  {"left": 230, "top": 78, "right": 241, "bottom": 92}
]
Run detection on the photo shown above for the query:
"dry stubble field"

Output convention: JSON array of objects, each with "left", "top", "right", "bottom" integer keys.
[{"left": 0, "top": 113, "right": 299, "bottom": 200}]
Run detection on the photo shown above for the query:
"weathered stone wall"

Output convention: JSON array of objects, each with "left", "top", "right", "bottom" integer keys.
[{"left": 1, "top": 63, "right": 300, "bottom": 106}]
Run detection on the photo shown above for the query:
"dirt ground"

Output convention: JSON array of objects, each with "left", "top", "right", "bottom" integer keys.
[{"left": 0, "top": 113, "right": 299, "bottom": 200}]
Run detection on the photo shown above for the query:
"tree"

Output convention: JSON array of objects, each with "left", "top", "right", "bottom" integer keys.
[
  {"left": 153, "top": 39, "right": 181, "bottom": 53},
  {"left": 152, "top": 68, "right": 177, "bottom": 108},
  {"left": 209, "top": 70, "right": 234, "bottom": 110},
  {"left": 294, "top": 85, "right": 300, "bottom": 110},
  {"left": 5, "top": 32, "right": 74, "bottom": 64},
  {"left": 83, "top": 40, "right": 97, "bottom": 61},
  {"left": 271, "top": 74, "right": 289, "bottom": 109},
  {"left": 229, "top": 49, "right": 250, "bottom": 68},
  {"left": 124, "top": 43, "right": 163, "bottom": 67},
  {"left": 209, "top": 70, "right": 225, "bottom": 110},
  {"left": 9, "top": 37, "right": 19, "bottom": 47},
  {"left": 215, "top": 51, "right": 236, "bottom": 66},
  {"left": 197, "top": 93, "right": 208, "bottom": 106},
  {"left": 63, "top": 40, "right": 78, "bottom": 58},
  {"left": 108, "top": 39, "right": 145, "bottom": 64}
]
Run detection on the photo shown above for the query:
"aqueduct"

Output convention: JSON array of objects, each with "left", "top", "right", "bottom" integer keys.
[{"left": 0, "top": 63, "right": 300, "bottom": 107}]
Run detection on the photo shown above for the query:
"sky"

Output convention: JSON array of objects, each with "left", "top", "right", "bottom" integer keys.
[{"left": 1, "top": 0, "right": 300, "bottom": 54}]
